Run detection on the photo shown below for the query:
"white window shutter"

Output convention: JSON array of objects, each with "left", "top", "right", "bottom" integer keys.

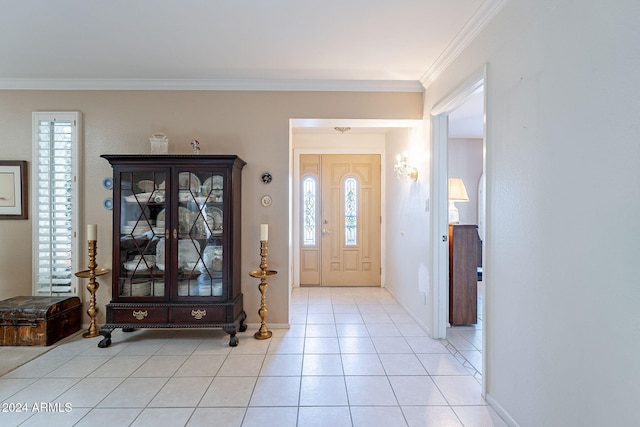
[{"left": 32, "top": 112, "right": 82, "bottom": 296}]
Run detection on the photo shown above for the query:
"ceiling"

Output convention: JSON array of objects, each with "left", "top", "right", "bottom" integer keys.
[
  {"left": 3, "top": 1, "right": 494, "bottom": 138},
  {"left": 1, "top": 0, "right": 501, "bottom": 92}
]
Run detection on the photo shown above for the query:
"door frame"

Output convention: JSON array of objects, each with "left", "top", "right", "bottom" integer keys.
[
  {"left": 293, "top": 149, "right": 385, "bottom": 290},
  {"left": 290, "top": 119, "right": 422, "bottom": 290},
  {"left": 430, "top": 66, "right": 487, "bottom": 392}
]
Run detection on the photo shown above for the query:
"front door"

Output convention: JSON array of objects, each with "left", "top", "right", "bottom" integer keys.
[{"left": 300, "top": 154, "right": 381, "bottom": 286}]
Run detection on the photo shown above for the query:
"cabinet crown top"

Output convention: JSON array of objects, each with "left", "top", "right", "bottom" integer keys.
[{"left": 101, "top": 154, "right": 246, "bottom": 168}]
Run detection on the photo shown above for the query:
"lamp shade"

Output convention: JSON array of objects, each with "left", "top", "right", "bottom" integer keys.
[{"left": 448, "top": 178, "right": 469, "bottom": 201}]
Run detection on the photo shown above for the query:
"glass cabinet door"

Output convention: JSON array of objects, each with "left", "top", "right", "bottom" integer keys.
[
  {"left": 118, "top": 171, "right": 167, "bottom": 298},
  {"left": 174, "top": 169, "right": 225, "bottom": 298}
]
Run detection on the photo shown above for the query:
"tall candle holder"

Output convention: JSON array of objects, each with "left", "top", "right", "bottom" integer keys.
[
  {"left": 75, "top": 240, "right": 109, "bottom": 338},
  {"left": 249, "top": 240, "right": 277, "bottom": 340}
]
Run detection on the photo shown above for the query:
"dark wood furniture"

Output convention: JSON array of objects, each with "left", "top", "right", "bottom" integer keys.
[
  {"left": 449, "top": 224, "right": 480, "bottom": 325},
  {"left": 0, "top": 296, "right": 81, "bottom": 346},
  {"left": 99, "top": 155, "right": 246, "bottom": 347}
]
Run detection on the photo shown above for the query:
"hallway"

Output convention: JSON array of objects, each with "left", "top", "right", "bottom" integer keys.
[{"left": 0, "top": 286, "right": 505, "bottom": 426}]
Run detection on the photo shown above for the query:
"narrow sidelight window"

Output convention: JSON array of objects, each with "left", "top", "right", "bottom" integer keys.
[
  {"left": 302, "top": 177, "right": 316, "bottom": 246},
  {"left": 344, "top": 176, "right": 358, "bottom": 246}
]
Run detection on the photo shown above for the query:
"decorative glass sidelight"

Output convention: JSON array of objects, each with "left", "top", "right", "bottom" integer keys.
[
  {"left": 302, "top": 177, "right": 316, "bottom": 246},
  {"left": 344, "top": 177, "right": 358, "bottom": 246}
]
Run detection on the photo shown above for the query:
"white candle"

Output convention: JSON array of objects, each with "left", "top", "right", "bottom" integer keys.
[
  {"left": 260, "top": 224, "right": 268, "bottom": 241},
  {"left": 87, "top": 224, "right": 98, "bottom": 241}
]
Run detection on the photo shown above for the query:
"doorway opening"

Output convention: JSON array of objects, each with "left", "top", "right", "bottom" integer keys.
[
  {"left": 290, "top": 119, "right": 422, "bottom": 292},
  {"left": 431, "top": 66, "right": 487, "bottom": 390},
  {"left": 446, "top": 87, "right": 485, "bottom": 378}
]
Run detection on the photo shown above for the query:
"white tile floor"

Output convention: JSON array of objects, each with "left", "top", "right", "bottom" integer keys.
[
  {"left": 0, "top": 287, "right": 506, "bottom": 426},
  {"left": 446, "top": 281, "right": 484, "bottom": 378}
]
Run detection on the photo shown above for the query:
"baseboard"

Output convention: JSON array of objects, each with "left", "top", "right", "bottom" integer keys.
[
  {"left": 486, "top": 393, "right": 520, "bottom": 427},
  {"left": 382, "top": 287, "right": 431, "bottom": 336},
  {"left": 82, "top": 323, "right": 292, "bottom": 331},
  {"left": 246, "top": 323, "right": 290, "bottom": 330}
]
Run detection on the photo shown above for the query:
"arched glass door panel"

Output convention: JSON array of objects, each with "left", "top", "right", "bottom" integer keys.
[{"left": 344, "top": 176, "right": 358, "bottom": 246}]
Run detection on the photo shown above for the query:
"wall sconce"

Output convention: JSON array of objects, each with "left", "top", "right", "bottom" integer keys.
[
  {"left": 393, "top": 154, "right": 418, "bottom": 182},
  {"left": 448, "top": 178, "right": 469, "bottom": 223}
]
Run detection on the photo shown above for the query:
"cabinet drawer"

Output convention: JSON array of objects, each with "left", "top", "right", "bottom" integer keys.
[
  {"left": 170, "top": 306, "right": 226, "bottom": 323},
  {"left": 110, "top": 307, "right": 168, "bottom": 323}
]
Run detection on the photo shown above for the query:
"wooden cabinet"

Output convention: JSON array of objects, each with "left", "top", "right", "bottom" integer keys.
[
  {"left": 98, "top": 155, "right": 246, "bottom": 347},
  {"left": 449, "top": 224, "right": 480, "bottom": 325}
]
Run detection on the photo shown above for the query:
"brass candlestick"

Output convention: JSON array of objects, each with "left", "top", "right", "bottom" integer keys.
[
  {"left": 249, "top": 240, "right": 277, "bottom": 340},
  {"left": 75, "top": 240, "right": 109, "bottom": 338}
]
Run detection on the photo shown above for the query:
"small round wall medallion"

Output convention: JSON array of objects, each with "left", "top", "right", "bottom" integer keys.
[
  {"left": 260, "top": 195, "right": 272, "bottom": 207},
  {"left": 103, "top": 198, "right": 113, "bottom": 210},
  {"left": 102, "top": 177, "right": 114, "bottom": 190},
  {"left": 261, "top": 172, "right": 272, "bottom": 184}
]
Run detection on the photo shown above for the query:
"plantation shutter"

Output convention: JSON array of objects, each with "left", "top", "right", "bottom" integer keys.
[{"left": 32, "top": 112, "right": 82, "bottom": 296}]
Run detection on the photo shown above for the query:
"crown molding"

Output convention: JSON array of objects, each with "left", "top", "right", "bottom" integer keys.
[
  {"left": 420, "top": 0, "right": 509, "bottom": 89},
  {"left": 0, "top": 78, "right": 424, "bottom": 93}
]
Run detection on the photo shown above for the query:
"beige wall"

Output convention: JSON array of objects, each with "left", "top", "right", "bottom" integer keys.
[{"left": 0, "top": 90, "right": 422, "bottom": 326}]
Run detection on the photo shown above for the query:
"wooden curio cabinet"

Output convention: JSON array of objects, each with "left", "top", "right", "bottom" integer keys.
[
  {"left": 448, "top": 224, "right": 480, "bottom": 326},
  {"left": 98, "top": 155, "right": 246, "bottom": 347}
]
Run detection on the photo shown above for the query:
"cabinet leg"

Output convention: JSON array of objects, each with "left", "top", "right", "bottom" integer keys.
[
  {"left": 223, "top": 324, "right": 239, "bottom": 347},
  {"left": 229, "top": 334, "right": 239, "bottom": 347},
  {"left": 238, "top": 311, "right": 247, "bottom": 332},
  {"left": 98, "top": 327, "right": 113, "bottom": 348}
]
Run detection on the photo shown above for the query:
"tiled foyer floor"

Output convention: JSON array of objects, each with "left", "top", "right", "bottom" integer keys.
[
  {"left": 446, "top": 281, "right": 484, "bottom": 379},
  {"left": 0, "top": 287, "right": 505, "bottom": 426}
]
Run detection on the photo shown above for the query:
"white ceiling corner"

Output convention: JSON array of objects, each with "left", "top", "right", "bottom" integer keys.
[
  {"left": 420, "top": 0, "right": 509, "bottom": 88},
  {"left": 0, "top": 0, "right": 507, "bottom": 92}
]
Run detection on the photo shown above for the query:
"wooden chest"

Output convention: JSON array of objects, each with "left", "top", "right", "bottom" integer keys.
[{"left": 0, "top": 296, "right": 82, "bottom": 346}]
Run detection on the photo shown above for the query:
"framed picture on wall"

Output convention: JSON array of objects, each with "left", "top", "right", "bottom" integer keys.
[{"left": 0, "top": 160, "right": 28, "bottom": 219}]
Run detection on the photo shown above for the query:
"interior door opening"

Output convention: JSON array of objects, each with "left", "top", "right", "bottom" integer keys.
[
  {"left": 447, "top": 92, "right": 485, "bottom": 378},
  {"left": 431, "top": 66, "right": 487, "bottom": 394}
]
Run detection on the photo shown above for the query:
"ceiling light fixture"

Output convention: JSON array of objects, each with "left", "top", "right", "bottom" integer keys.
[{"left": 334, "top": 127, "right": 351, "bottom": 133}]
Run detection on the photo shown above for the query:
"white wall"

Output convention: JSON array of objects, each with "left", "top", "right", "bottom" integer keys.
[
  {"left": 425, "top": 0, "right": 640, "bottom": 425},
  {"left": 384, "top": 127, "right": 433, "bottom": 331},
  {"left": 448, "top": 138, "right": 483, "bottom": 225}
]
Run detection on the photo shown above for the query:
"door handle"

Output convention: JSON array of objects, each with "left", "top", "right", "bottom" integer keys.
[{"left": 322, "top": 220, "right": 331, "bottom": 235}]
